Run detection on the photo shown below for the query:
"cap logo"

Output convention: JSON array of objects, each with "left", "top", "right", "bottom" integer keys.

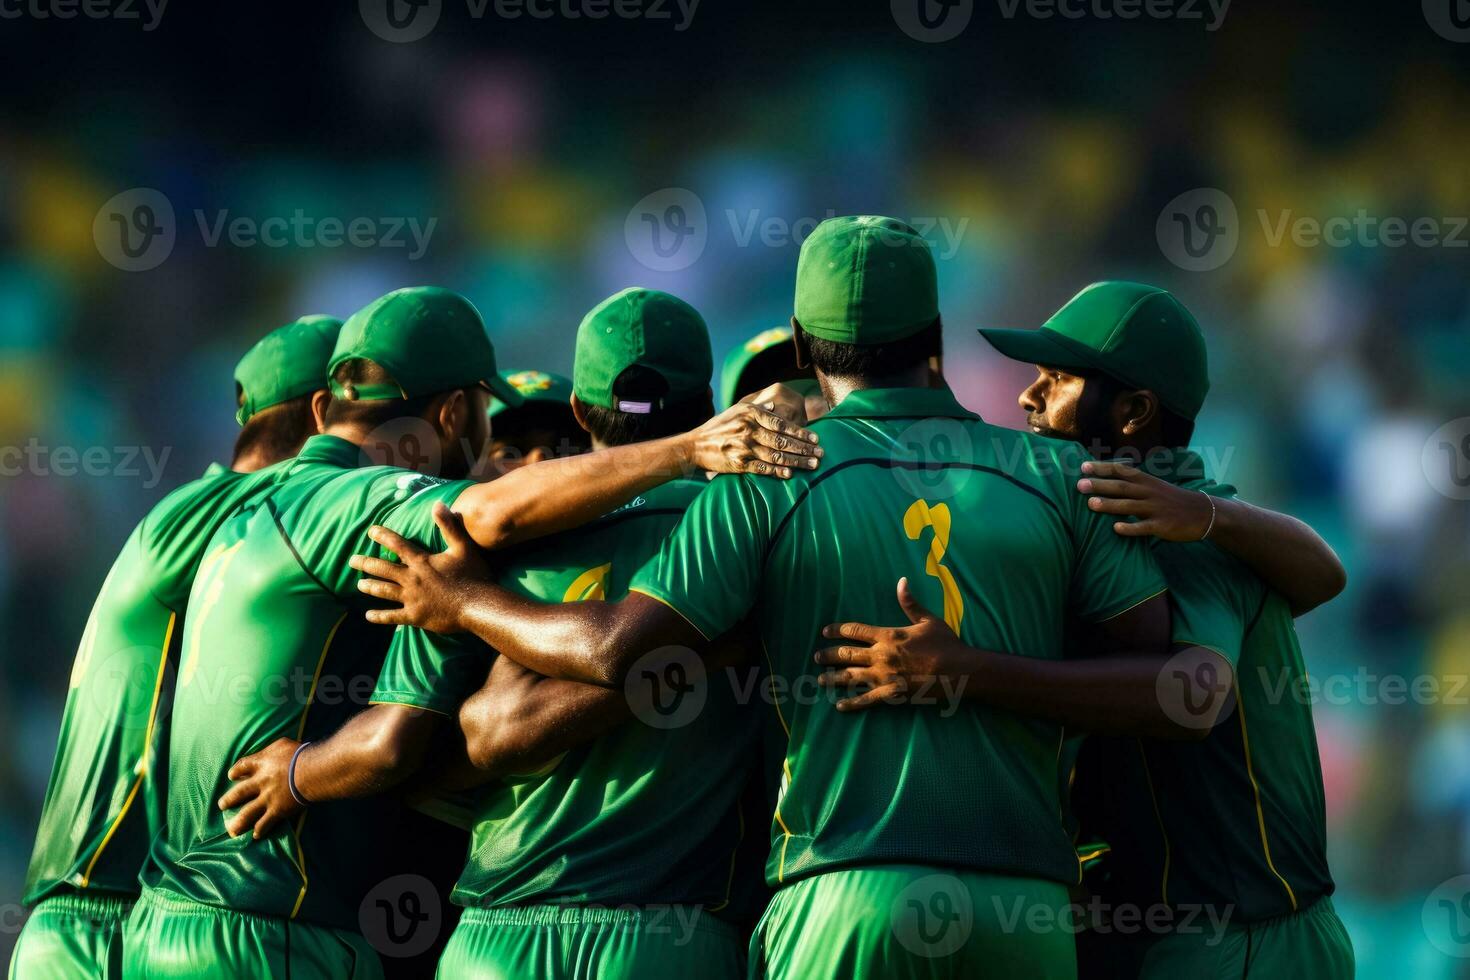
[
  {"left": 746, "top": 327, "right": 791, "bottom": 353},
  {"left": 614, "top": 399, "right": 656, "bottom": 414}
]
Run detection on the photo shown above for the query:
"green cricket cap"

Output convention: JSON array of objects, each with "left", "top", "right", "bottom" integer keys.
[
  {"left": 327, "top": 286, "right": 522, "bottom": 407},
  {"left": 234, "top": 314, "right": 343, "bottom": 426},
  {"left": 720, "top": 325, "right": 806, "bottom": 409},
  {"left": 572, "top": 287, "right": 712, "bottom": 412},
  {"left": 794, "top": 215, "right": 940, "bottom": 345},
  {"left": 978, "top": 281, "right": 1211, "bottom": 420},
  {"left": 488, "top": 369, "right": 573, "bottom": 419}
]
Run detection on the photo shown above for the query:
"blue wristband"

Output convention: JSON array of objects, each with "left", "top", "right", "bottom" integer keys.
[{"left": 288, "top": 741, "right": 313, "bottom": 807}]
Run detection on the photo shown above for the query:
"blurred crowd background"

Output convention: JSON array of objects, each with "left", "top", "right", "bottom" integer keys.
[{"left": 1, "top": 0, "right": 1467, "bottom": 974}]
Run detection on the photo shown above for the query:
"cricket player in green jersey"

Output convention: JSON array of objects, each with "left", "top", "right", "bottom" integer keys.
[
  {"left": 242, "top": 287, "right": 762, "bottom": 978},
  {"left": 819, "top": 282, "right": 1354, "bottom": 978},
  {"left": 124, "top": 286, "right": 820, "bottom": 979},
  {"left": 720, "top": 325, "right": 825, "bottom": 420},
  {"left": 350, "top": 218, "right": 1203, "bottom": 980},
  {"left": 486, "top": 368, "right": 590, "bottom": 475},
  {"left": 9, "top": 315, "right": 341, "bottom": 980}
]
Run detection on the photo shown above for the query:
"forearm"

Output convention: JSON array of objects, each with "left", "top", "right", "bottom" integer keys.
[
  {"left": 1207, "top": 497, "right": 1345, "bottom": 615},
  {"left": 293, "top": 705, "right": 437, "bottom": 802},
  {"left": 453, "top": 586, "right": 691, "bottom": 687},
  {"left": 963, "top": 649, "right": 1202, "bottom": 740},
  {"left": 456, "top": 435, "right": 693, "bottom": 550},
  {"left": 459, "top": 666, "right": 629, "bottom": 779}
]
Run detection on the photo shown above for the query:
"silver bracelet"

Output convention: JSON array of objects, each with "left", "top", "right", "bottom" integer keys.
[
  {"left": 1199, "top": 491, "right": 1217, "bottom": 541},
  {"left": 288, "top": 741, "right": 313, "bottom": 807}
]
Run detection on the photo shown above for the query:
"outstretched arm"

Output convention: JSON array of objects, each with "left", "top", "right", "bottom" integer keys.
[
  {"left": 815, "top": 579, "right": 1216, "bottom": 740},
  {"left": 453, "top": 388, "right": 821, "bottom": 550},
  {"left": 351, "top": 508, "right": 704, "bottom": 687},
  {"left": 1077, "top": 460, "right": 1345, "bottom": 616}
]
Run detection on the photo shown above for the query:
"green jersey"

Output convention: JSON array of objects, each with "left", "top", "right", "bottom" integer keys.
[
  {"left": 1073, "top": 452, "right": 1334, "bottom": 923},
  {"left": 146, "top": 435, "right": 486, "bottom": 931},
  {"left": 440, "top": 478, "right": 761, "bottom": 916},
  {"left": 23, "top": 462, "right": 286, "bottom": 906},
  {"left": 630, "top": 387, "right": 1167, "bottom": 889}
]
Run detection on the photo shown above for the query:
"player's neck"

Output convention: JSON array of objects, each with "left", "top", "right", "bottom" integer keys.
[{"left": 818, "top": 361, "right": 943, "bottom": 407}]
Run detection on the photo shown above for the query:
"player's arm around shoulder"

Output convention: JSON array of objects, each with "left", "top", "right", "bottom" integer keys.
[{"left": 1075, "top": 459, "right": 1346, "bottom": 616}]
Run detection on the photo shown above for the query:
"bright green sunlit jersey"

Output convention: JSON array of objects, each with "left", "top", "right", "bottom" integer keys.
[
  {"left": 441, "top": 477, "right": 761, "bottom": 918},
  {"left": 1072, "top": 451, "right": 1334, "bottom": 924},
  {"left": 145, "top": 435, "right": 485, "bottom": 931},
  {"left": 630, "top": 386, "right": 1168, "bottom": 889},
  {"left": 23, "top": 462, "right": 287, "bottom": 906}
]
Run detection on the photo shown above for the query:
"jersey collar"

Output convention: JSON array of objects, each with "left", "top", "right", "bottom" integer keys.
[
  {"left": 289, "top": 434, "right": 366, "bottom": 474},
  {"left": 821, "top": 385, "right": 980, "bottom": 422}
]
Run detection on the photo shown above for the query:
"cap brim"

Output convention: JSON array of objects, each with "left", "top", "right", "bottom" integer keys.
[
  {"left": 483, "top": 375, "right": 525, "bottom": 409},
  {"left": 977, "top": 327, "right": 1103, "bottom": 375}
]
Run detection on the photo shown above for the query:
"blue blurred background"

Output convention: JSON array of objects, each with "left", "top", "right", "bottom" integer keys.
[{"left": 1, "top": 0, "right": 1468, "bottom": 974}]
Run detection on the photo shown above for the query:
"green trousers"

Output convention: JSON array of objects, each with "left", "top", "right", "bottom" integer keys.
[
  {"left": 9, "top": 891, "right": 132, "bottom": 980},
  {"left": 1131, "top": 896, "right": 1354, "bottom": 980},
  {"left": 436, "top": 904, "right": 746, "bottom": 979},
  {"left": 748, "top": 864, "right": 1077, "bottom": 980},
  {"left": 121, "top": 887, "right": 383, "bottom": 979}
]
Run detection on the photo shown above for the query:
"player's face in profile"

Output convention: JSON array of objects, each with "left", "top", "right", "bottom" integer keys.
[{"left": 1020, "top": 365, "right": 1089, "bottom": 441}]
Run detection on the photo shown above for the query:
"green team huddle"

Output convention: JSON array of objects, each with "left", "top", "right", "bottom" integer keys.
[{"left": 11, "top": 216, "right": 1355, "bottom": 979}]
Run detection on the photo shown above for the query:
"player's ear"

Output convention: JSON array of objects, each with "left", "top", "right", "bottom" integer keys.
[
  {"left": 570, "top": 394, "right": 593, "bottom": 436},
  {"left": 309, "top": 389, "right": 331, "bottom": 433},
  {"left": 791, "top": 318, "right": 811, "bottom": 370},
  {"left": 1117, "top": 389, "right": 1160, "bottom": 438},
  {"left": 437, "top": 388, "right": 468, "bottom": 440}
]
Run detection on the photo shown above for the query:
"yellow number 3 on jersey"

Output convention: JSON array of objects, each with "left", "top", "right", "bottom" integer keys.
[{"left": 903, "top": 499, "right": 964, "bottom": 633}]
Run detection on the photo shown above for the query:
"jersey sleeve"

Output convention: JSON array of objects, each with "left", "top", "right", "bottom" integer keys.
[
  {"left": 1067, "top": 488, "right": 1169, "bottom": 624},
  {"left": 627, "top": 473, "right": 771, "bottom": 641},
  {"left": 1152, "top": 541, "right": 1263, "bottom": 667},
  {"left": 366, "top": 477, "right": 489, "bottom": 715}
]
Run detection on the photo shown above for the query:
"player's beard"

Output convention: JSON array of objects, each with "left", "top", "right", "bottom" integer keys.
[{"left": 1025, "top": 414, "right": 1075, "bottom": 442}]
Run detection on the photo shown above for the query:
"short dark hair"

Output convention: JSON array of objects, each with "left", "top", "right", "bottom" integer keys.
[
  {"left": 323, "top": 358, "right": 439, "bottom": 428},
  {"left": 580, "top": 364, "right": 713, "bottom": 448},
  {"left": 490, "top": 403, "right": 591, "bottom": 457},
  {"left": 798, "top": 318, "right": 943, "bottom": 381},
  {"left": 231, "top": 393, "right": 317, "bottom": 466},
  {"left": 1082, "top": 371, "right": 1196, "bottom": 448}
]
